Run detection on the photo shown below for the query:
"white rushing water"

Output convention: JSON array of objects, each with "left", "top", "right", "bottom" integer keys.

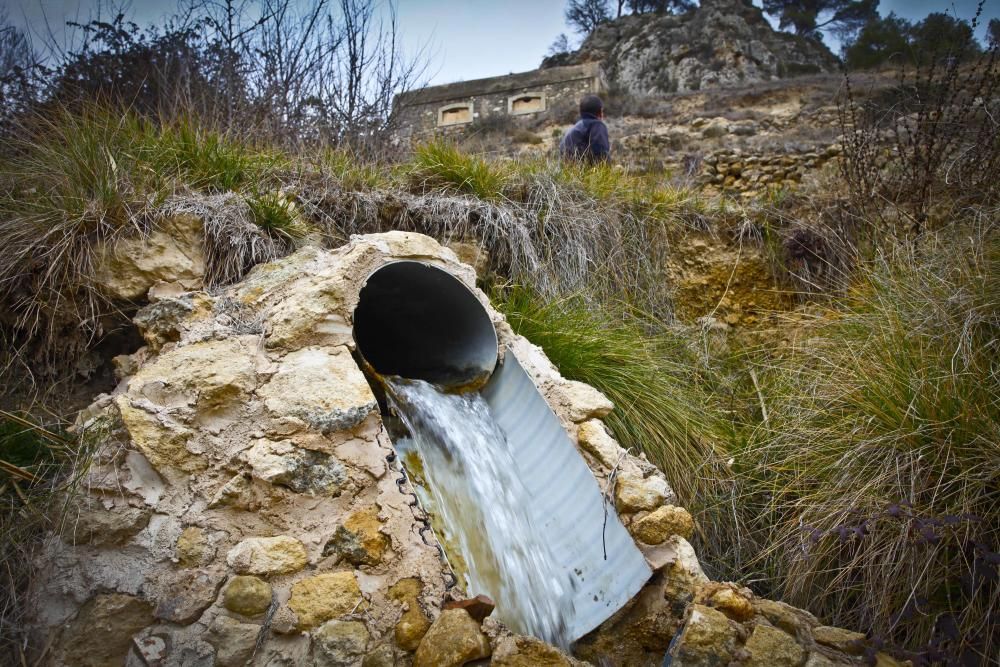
[{"left": 386, "top": 377, "right": 577, "bottom": 649}]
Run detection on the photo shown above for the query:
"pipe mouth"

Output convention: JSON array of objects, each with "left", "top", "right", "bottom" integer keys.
[{"left": 353, "top": 261, "right": 498, "bottom": 389}]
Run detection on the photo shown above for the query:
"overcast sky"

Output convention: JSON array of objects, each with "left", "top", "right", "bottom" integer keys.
[{"left": 9, "top": 0, "right": 1000, "bottom": 86}]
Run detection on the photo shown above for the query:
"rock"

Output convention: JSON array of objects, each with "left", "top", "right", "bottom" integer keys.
[
  {"left": 133, "top": 296, "right": 196, "bottom": 351},
  {"left": 206, "top": 615, "right": 260, "bottom": 667},
  {"left": 546, "top": 0, "right": 836, "bottom": 95},
  {"left": 115, "top": 397, "right": 201, "bottom": 477},
  {"left": 545, "top": 380, "right": 613, "bottom": 423},
  {"left": 226, "top": 536, "right": 309, "bottom": 576},
  {"left": 658, "top": 536, "right": 709, "bottom": 600},
  {"left": 257, "top": 347, "right": 377, "bottom": 433},
  {"left": 615, "top": 474, "right": 667, "bottom": 513},
  {"left": 413, "top": 609, "right": 491, "bottom": 667},
  {"left": 361, "top": 644, "right": 397, "bottom": 667},
  {"left": 270, "top": 606, "right": 299, "bottom": 635},
  {"left": 805, "top": 653, "right": 841, "bottom": 667},
  {"left": 695, "top": 582, "right": 755, "bottom": 622},
  {"left": 744, "top": 624, "right": 806, "bottom": 667},
  {"left": 631, "top": 505, "right": 694, "bottom": 543},
  {"left": 492, "top": 634, "right": 576, "bottom": 666},
  {"left": 812, "top": 625, "right": 866, "bottom": 655},
  {"left": 288, "top": 571, "right": 366, "bottom": 631},
  {"left": 223, "top": 576, "right": 273, "bottom": 616},
  {"left": 241, "top": 438, "right": 348, "bottom": 495},
  {"left": 389, "top": 578, "right": 430, "bottom": 652},
  {"left": 126, "top": 336, "right": 258, "bottom": 419},
  {"left": 576, "top": 420, "right": 640, "bottom": 473},
  {"left": 874, "top": 653, "right": 911, "bottom": 667},
  {"left": 325, "top": 508, "right": 390, "bottom": 566},
  {"left": 667, "top": 604, "right": 740, "bottom": 667},
  {"left": 56, "top": 594, "right": 155, "bottom": 667},
  {"left": 66, "top": 494, "right": 151, "bottom": 546},
  {"left": 312, "top": 620, "right": 370, "bottom": 667},
  {"left": 754, "top": 598, "right": 818, "bottom": 635},
  {"left": 445, "top": 240, "right": 489, "bottom": 278},
  {"left": 154, "top": 568, "right": 225, "bottom": 625},
  {"left": 176, "top": 526, "right": 215, "bottom": 567},
  {"left": 443, "top": 594, "right": 495, "bottom": 623},
  {"left": 94, "top": 214, "right": 204, "bottom": 300},
  {"left": 572, "top": 576, "right": 681, "bottom": 667},
  {"left": 701, "top": 118, "right": 730, "bottom": 138}
]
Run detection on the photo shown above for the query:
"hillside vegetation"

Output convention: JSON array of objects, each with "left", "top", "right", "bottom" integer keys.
[{"left": 1, "top": 7, "right": 998, "bottom": 667}]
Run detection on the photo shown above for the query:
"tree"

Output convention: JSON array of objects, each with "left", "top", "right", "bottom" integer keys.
[
  {"left": 843, "top": 12, "right": 911, "bottom": 69},
  {"left": 565, "top": 0, "right": 612, "bottom": 36},
  {"left": 909, "top": 12, "right": 979, "bottom": 63},
  {"left": 989, "top": 18, "right": 1000, "bottom": 48},
  {"left": 547, "top": 33, "right": 572, "bottom": 57},
  {"left": 762, "top": 0, "right": 878, "bottom": 41},
  {"left": 626, "top": 0, "right": 694, "bottom": 14}
]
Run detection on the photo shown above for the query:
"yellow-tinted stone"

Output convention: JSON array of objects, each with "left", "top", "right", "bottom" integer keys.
[{"left": 288, "top": 571, "right": 366, "bottom": 631}]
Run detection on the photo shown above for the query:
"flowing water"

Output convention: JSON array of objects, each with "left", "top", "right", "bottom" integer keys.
[{"left": 386, "top": 377, "right": 577, "bottom": 649}]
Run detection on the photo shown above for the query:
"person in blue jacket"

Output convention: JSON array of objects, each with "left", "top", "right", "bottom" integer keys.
[{"left": 559, "top": 94, "right": 611, "bottom": 164}]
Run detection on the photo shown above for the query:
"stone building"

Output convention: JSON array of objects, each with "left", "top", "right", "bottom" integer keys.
[{"left": 392, "top": 62, "right": 605, "bottom": 142}]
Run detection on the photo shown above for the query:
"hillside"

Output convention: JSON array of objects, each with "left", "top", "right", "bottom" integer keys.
[
  {"left": 543, "top": 0, "right": 837, "bottom": 95},
  {"left": 0, "top": 18, "right": 997, "bottom": 667}
]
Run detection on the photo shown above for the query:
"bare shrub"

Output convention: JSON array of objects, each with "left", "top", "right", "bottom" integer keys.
[{"left": 839, "top": 3, "right": 1000, "bottom": 236}]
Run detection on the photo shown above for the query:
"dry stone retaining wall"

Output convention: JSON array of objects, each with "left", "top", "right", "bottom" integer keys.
[{"left": 30, "top": 232, "right": 900, "bottom": 666}]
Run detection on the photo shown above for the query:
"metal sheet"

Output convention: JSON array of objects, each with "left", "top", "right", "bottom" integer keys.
[{"left": 481, "top": 349, "right": 652, "bottom": 640}]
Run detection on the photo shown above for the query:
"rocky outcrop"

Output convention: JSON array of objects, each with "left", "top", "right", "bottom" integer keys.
[
  {"left": 29, "top": 231, "right": 879, "bottom": 666},
  {"left": 544, "top": 0, "right": 837, "bottom": 94}
]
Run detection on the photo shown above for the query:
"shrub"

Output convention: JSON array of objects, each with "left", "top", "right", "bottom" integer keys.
[{"left": 729, "top": 230, "right": 1000, "bottom": 661}]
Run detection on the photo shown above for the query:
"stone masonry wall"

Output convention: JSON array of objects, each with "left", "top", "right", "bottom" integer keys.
[
  {"left": 29, "top": 232, "right": 903, "bottom": 666},
  {"left": 393, "top": 64, "right": 603, "bottom": 143}
]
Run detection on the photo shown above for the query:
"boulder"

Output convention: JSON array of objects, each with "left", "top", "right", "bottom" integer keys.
[
  {"left": 257, "top": 346, "right": 377, "bottom": 433},
  {"left": 240, "top": 438, "right": 349, "bottom": 495},
  {"left": 176, "top": 526, "right": 215, "bottom": 567},
  {"left": 812, "top": 625, "right": 867, "bottom": 655},
  {"left": 413, "top": 609, "right": 491, "bottom": 667},
  {"left": 744, "top": 624, "right": 806, "bottom": 667},
  {"left": 312, "top": 620, "right": 370, "bottom": 667},
  {"left": 223, "top": 576, "right": 273, "bottom": 616},
  {"left": 153, "top": 568, "right": 225, "bottom": 625},
  {"left": 492, "top": 634, "right": 577, "bottom": 666},
  {"left": 615, "top": 474, "right": 667, "bottom": 513},
  {"left": 288, "top": 571, "right": 366, "bottom": 631},
  {"left": 631, "top": 505, "right": 694, "bottom": 543},
  {"left": 94, "top": 214, "right": 204, "bottom": 301},
  {"left": 667, "top": 604, "right": 740, "bottom": 667},
  {"left": 389, "top": 578, "right": 431, "bottom": 652},
  {"left": 325, "top": 509, "right": 390, "bottom": 566},
  {"left": 57, "top": 594, "right": 155, "bottom": 667},
  {"left": 226, "top": 536, "right": 309, "bottom": 576},
  {"left": 206, "top": 615, "right": 261, "bottom": 667}
]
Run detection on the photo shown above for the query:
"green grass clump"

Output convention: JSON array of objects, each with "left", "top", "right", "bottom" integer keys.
[
  {"left": 729, "top": 231, "right": 1000, "bottom": 658},
  {"left": 152, "top": 117, "right": 283, "bottom": 192},
  {"left": 247, "top": 190, "right": 308, "bottom": 240},
  {"left": 409, "top": 140, "right": 512, "bottom": 201},
  {"left": 493, "top": 285, "right": 732, "bottom": 516}
]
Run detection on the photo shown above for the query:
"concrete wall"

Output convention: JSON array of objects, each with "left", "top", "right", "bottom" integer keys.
[{"left": 393, "top": 63, "right": 605, "bottom": 142}]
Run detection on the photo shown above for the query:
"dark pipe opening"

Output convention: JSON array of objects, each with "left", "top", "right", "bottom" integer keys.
[{"left": 353, "top": 261, "right": 498, "bottom": 388}]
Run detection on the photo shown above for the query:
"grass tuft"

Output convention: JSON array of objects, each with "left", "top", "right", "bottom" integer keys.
[
  {"left": 409, "top": 140, "right": 513, "bottom": 201},
  {"left": 493, "top": 285, "right": 732, "bottom": 518}
]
